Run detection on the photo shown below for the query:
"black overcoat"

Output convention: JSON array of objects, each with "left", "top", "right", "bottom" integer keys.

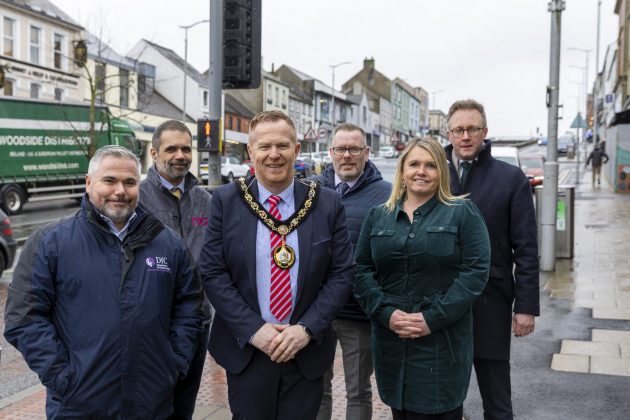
[{"left": 446, "top": 140, "right": 540, "bottom": 359}]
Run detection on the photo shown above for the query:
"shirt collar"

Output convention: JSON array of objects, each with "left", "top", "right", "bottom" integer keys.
[
  {"left": 394, "top": 195, "right": 439, "bottom": 219},
  {"left": 334, "top": 173, "right": 358, "bottom": 189},
  {"left": 257, "top": 180, "right": 295, "bottom": 207},
  {"left": 157, "top": 172, "right": 186, "bottom": 192},
  {"left": 96, "top": 210, "right": 138, "bottom": 240}
]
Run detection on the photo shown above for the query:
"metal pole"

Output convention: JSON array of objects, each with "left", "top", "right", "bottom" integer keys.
[
  {"left": 594, "top": 0, "right": 601, "bottom": 144},
  {"left": 182, "top": 27, "right": 188, "bottom": 121},
  {"left": 541, "top": 0, "right": 564, "bottom": 272},
  {"left": 180, "top": 19, "right": 210, "bottom": 123},
  {"left": 329, "top": 61, "right": 351, "bottom": 138},
  {"left": 206, "top": 0, "right": 223, "bottom": 186},
  {"left": 331, "top": 69, "right": 335, "bottom": 127}
]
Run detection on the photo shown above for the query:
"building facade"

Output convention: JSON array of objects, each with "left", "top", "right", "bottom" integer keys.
[{"left": 0, "top": 0, "right": 85, "bottom": 101}]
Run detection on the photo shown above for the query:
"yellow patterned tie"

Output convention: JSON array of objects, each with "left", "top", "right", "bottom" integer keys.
[{"left": 170, "top": 187, "right": 182, "bottom": 199}]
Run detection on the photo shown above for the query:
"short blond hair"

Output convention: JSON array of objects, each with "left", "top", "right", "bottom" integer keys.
[{"left": 249, "top": 110, "right": 297, "bottom": 143}]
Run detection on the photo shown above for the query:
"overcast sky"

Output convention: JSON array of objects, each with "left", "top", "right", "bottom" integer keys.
[{"left": 53, "top": 0, "right": 619, "bottom": 137}]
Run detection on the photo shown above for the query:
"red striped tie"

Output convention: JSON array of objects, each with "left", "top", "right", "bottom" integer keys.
[{"left": 267, "top": 195, "right": 292, "bottom": 322}]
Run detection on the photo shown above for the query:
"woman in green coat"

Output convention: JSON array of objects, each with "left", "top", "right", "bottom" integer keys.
[{"left": 354, "top": 137, "right": 490, "bottom": 420}]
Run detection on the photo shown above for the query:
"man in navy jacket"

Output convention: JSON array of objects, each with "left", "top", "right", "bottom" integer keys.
[
  {"left": 312, "top": 123, "right": 391, "bottom": 420},
  {"left": 445, "top": 99, "right": 539, "bottom": 420},
  {"left": 4, "top": 145, "right": 204, "bottom": 419},
  {"left": 200, "top": 111, "right": 354, "bottom": 419}
]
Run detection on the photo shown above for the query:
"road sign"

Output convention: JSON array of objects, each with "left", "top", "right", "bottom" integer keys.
[
  {"left": 304, "top": 127, "right": 317, "bottom": 141},
  {"left": 318, "top": 127, "right": 328, "bottom": 138},
  {"left": 570, "top": 113, "right": 587, "bottom": 129},
  {"left": 390, "top": 132, "right": 399, "bottom": 143}
]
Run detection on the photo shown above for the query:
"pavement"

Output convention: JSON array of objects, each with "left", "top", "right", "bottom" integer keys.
[{"left": 1, "top": 161, "right": 629, "bottom": 419}]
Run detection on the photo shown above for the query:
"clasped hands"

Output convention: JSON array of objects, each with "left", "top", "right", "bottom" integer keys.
[
  {"left": 250, "top": 322, "right": 310, "bottom": 363},
  {"left": 389, "top": 309, "right": 431, "bottom": 339}
]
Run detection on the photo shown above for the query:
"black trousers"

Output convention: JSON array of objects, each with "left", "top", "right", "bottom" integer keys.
[
  {"left": 169, "top": 321, "right": 211, "bottom": 420},
  {"left": 226, "top": 350, "right": 323, "bottom": 420},
  {"left": 473, "top": 358, "right": 513, "bottom": 420},
  {"left": 391, "top": 405, "right": 463, "bottom": 420}
]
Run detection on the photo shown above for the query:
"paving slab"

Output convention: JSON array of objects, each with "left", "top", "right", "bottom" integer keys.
[
  {"left": 589, "top": 356, "right": 630, "bottom": 376},
  {"left": 591, "top": 328, "right": 630, "bottom": 343},
  {"left": 592, "top": 308, "right": 630, "bottom": 320},
  {"left": 560, "top": 340, "right": 620, "bottom": 358},
  {"left": 573, "top": 298, "right": 616, "bottom": 309},
  {"left": 550, "top": 353, "right": 589, "bottom": 373}
]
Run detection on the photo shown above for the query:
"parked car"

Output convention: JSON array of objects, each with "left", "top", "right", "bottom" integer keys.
[
  {"left": 298, "top": 152, "right": 326, "bottom": 174},
  {"left": 0, "top": 209, "right": 17, "bottom": 276},
  {"left": 379, "top": 146, "right": 398, "bottom": 158},
  {"left": 557, "top": 135, "right": 576, "bottom": 156},
  {"left": 294, "top": 158, "right": 313, "bottom": 178},
  {"left": 520, "top": 154, "right": 545, "bottom": 190},
  {"left": 242, "top": 159, "right": 256, "bottom": 176},
  {"left": 200, "top": 156, "right": 251, "bottom": 183},
  {"left": 492, "top": 146, "right": 521, "bottom": 168}
]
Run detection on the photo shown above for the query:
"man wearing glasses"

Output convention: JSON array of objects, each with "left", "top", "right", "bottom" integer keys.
[
  {"left": 445, "top": 99, "right": 539, "bottom": 420},
  {"left": 313, "top": 123, "right": 391, "bottom": 420}
]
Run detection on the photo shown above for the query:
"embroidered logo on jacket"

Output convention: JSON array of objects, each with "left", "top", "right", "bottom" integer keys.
[
  {"left": 191, "top": 216, "right": 208, "bottom": 226},
  {"left": 145, "top": 256, "right": 171, "bottom": 273}
]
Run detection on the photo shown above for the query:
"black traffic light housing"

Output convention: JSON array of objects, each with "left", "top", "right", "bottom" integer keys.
[
  {"left": 197, "top": 118, "right": 222, "bottom": 152},
  {"left": 222, "top": 0, "right": 261, "bottom": 89}
]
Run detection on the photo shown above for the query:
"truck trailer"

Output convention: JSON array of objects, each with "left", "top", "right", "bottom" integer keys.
[{"left": 0, "top": 97, "right": 142, "bottom": 214}]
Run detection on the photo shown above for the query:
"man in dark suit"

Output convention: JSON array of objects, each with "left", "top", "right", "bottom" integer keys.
[
  {"left": 444, "top": 99, "right": 539, "bottom": 420},
  {"left": 199, "top": 110, "right": 355, "bottom": 419}
]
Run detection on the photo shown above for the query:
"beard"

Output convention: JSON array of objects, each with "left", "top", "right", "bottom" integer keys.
[
  {"left": 159, "top": 159, "right": 191, "bottom": 181},
  {"left": 96, "top": 198, "right": 135, "bottom": 226}
]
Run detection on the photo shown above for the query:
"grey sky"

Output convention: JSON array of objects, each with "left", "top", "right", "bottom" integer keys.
[{"left": 53, "top": 0, "right": 618, "bottom": 137}]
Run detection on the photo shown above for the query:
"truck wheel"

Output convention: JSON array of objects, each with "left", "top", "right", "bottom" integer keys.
[
  {"left": 227, "top": 172, "right": 234, "bottom": 183},
  {"left": 0, "top": 185, "right": 25, "bottom": 215}
]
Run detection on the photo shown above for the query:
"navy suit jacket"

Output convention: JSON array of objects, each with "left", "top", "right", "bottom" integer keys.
[{"left": 199, "top": 178, "right": 355, "bottom": 380}]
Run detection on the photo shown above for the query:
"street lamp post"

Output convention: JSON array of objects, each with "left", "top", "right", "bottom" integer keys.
[
  {"left": 569, "top": 47, "right": 592, "bottom": 152},
  {"left": 329, "top": 61, "right": 351, "bottom": 128},
  {"left": 180, "top": 19, "right": 209, "bottom": 122},
  {"left": 429, "top": 89, "right": 445, "bottom": 140}
]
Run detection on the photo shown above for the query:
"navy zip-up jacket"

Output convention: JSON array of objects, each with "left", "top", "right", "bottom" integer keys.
[
  {"left": 4, "top": 196, "right": 204, "bottom": 419},
  {"left": 310, "top": 160, "right": 392, "bottom": 321}
]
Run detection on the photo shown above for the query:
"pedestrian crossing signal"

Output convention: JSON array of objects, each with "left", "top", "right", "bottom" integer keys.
[{"left": 197, "top": 118, "right": 221, "bottom": 152}]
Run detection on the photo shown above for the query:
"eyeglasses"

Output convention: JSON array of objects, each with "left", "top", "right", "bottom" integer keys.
[
  {"left": 331, "top": 147, "right": 366, "bottom": 156},
  {"left": 448, "top": 127, "right": 485, "bottom": 138}
]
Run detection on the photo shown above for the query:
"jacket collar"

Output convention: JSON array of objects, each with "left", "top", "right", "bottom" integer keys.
[
  {"left": 146, "top": 165, "right": 199, "bottom": 193},
  {"left": 321, "top": 159, "right": 384, "bottom": 192}
]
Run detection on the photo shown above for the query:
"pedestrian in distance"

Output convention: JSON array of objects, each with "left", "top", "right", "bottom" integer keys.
[
  {"left": 312, "top": 122, "right": 392, "bottom": 420},
  {"left": 354, "top": 137, "right": 490, "bottom": 420},
  {"left": 139, "top": 119, "right": 213, "bottom": 419},
  {"left": 445, "top": 99, "right": 540, "bottom": 420},
  {"left": 199, "top": 110, "right": 355, "bottom": 420},
  {"left": 585, "top": 144, "right": 609, "bottom": 187},
  {"left": 4, "top": 145, "right": 205, "bottom": 419}
]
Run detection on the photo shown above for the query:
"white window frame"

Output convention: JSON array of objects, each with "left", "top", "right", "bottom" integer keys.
[
  {"left": 30, "top": 82, "right": 41, "bottom": 99},
  {"left": 54, "top": 87, "right": 64, "bottom": 101},
  {"left": 29, "top": 24, "right": 41, "bottom": 65},
  {"left": 53, "top": 32, "right": 66, "bottom": 71},
  {"left": 2, "top": 16, "right": 16, "bottom": 58},
  {"left": 3, "top": 78, "right": 15, "bottom": 96}
]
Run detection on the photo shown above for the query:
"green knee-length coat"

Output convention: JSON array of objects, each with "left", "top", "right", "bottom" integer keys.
[{"left": 353, "top": 196, "right": 490, "bottom": 414}]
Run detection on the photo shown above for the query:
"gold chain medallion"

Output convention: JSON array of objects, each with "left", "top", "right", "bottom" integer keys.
[
  {"left": 238, "top": 178, "right": 319, "bottom": 269},
  {"left": 273, "top": 242, "right": 296, "bottom": 269}
]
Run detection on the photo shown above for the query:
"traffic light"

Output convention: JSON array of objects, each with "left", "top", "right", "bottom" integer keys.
[
  {"left": 222, "top": 0, "right": 261, "bottom": 89},
  {"left": 197, "top": 118, "right": 222, "bottom": 152}
]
